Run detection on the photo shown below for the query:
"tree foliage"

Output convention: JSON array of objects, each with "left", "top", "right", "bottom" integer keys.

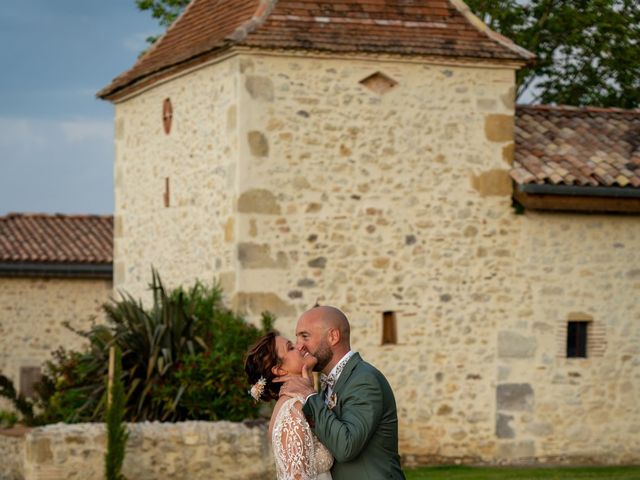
[
  {"left": 465, "top": 0, "right": 640, "bottom": 108},
  {"left": 137, "top": 0, "right": 189, "bottom": 27}
]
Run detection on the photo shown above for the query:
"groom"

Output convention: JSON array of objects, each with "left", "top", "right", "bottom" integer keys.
[{"left": 278, "top": 305, "right": 405, "bottom": 479}]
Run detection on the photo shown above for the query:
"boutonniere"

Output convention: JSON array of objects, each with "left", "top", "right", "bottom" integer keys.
[{"left": 327, "top": 393, "right": 337, "bottom": 410}]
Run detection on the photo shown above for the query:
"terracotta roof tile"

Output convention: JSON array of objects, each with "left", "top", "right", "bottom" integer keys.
[
  {"left": 513, "top": 105, "right": 640, "bottom": 188},
  {"left": 0, "top": 213, "right": 113, "bottom": 264},
  {"left": 98, "top": 0, "right": 533, "bottom": 100}
]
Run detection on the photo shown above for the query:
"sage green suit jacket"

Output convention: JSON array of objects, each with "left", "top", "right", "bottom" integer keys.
[{"left": 302, "top": 353, "right": 405, "bottom": 480}]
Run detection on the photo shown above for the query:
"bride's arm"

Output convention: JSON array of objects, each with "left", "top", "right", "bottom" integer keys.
[{"left": 273, "top": 399, "right": 317, "bottom": 480}]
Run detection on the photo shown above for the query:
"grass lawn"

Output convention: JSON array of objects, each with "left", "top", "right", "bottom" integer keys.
[{"left": 405, "top": 465, "right": 640, "bottom": 480}]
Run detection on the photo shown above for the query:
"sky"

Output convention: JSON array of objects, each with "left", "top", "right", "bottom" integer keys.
[{"left": 0, "top": 1, "right": 162, "bottom": 215}]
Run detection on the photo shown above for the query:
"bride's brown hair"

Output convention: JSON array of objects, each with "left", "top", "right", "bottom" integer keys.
[{"left": 244, "top": 331, "right": 282, "bottom": 402}]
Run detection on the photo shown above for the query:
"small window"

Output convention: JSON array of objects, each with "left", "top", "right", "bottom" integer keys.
[
  {"left": 382, "top": 311, "right": 397, "bottom": 345},
  {"left": 20, "top": 366, "right": 42, "bottom": 398},
  {"left": 567, "top": 321, "right": 588, "bottom": 358}
]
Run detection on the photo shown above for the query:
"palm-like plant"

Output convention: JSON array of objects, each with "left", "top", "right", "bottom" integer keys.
[{"left": 103, "top": 271, "right": 210, "bottom": 420}]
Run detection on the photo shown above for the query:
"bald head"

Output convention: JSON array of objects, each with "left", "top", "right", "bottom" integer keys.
[
  {"left": 310, "top": 305, "right": 350, "bottom": 346},
  {"left": 295, "top": 305, "right": 351, "bottom": 373}
]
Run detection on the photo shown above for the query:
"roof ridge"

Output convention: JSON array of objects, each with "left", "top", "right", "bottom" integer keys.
[
  {"left": 447, "top": 0, "right": 535, "bottom": 62},
  {"left": 227, "top": 0, "right": 278, "bottom": 42}
]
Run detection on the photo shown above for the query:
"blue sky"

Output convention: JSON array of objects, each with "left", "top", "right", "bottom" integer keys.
[{"left": 0, "top": 1, "right": 161, "bottom": 215}]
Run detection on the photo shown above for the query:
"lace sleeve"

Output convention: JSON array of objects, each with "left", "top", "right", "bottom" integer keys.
[{"left": 272, "top": 397, "right": 318, "bottom": 480}]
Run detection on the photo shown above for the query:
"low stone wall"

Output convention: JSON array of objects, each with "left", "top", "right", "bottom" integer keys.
[
  {"left": 1, "top": 421, "right": 274, "bottom": 480},
  {"left": 0, "top": 426, "right": 27, "bottom": 480}
]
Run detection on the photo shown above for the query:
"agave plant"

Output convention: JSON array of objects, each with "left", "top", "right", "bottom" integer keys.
[{"left": 103, "top": 271, "right": 212, "bottom": 421}]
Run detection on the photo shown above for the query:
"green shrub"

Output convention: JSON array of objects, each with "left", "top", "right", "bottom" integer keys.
[
  {"left": 28, "top": 270, "right": 272, "bottom": 424},
  {"left": 0, "top": 410, "right": 18, "bottom": 428},
  {"left": 155, "top": 289, "right": 274, "bottom": 421},
  {"left": 33, "top": 347, "right": 106, "bottom": 424}
]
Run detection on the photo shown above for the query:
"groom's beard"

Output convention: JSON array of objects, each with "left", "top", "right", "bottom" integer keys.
[{"left": 312, "top": 340, "right": 333, "bottom": 372}]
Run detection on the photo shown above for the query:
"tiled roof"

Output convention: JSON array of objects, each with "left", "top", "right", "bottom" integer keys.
[
  {"left": 0, "top": 213, "right": 113, "bottom": 264},
  {"left": 512, "top": 105, "right": 640, "bottom": 188},
  {"left": 98, "top": 0, "right": 534, "bottom": 100}
]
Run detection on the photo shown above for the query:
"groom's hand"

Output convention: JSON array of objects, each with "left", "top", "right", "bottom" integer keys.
[{"left": 274, "top": 365, "right": 316, "bottom": 399}]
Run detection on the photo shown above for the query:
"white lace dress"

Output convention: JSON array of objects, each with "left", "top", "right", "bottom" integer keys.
[{"left": 271, "top": 396, "right": 333, "bottom": 480}]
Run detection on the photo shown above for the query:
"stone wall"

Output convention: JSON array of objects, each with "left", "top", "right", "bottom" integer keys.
[
  {"left": 112, "top": 55, "right": 240, "bottom": 302},
  {"left": 113, "top": 50, "right": 640, "bottom": 464},
  {"left": 0, "top": 428, "right": 25, "bottom": 480},
  {"left": 0, "top": 421, "right": 274, "bottom": 480},
  {"left": 0, "top": 277, "right": 112, "bottom": 402},
  {"left": 490, "top": 213, "right": 640, "bottom": 465}
]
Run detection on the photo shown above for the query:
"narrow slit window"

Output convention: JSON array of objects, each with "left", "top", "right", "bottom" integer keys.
[
  {"left": 567, "top": 321, "right": 588, "bottom": 358},
  {"left": 164, "top": 177, "right": 170, "bottom": 207},
  {"left": 382, "top": 311, "right": 397, "bottom": 345}
]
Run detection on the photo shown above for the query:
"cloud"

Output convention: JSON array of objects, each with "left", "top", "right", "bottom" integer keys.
[
  {"left": 60, "top": 119, "right": 112, "bottom": 143},
  {"left": 0, "top": 117, "right": 47, "bottom": 150},
  {"left": 0, "top": 117, "right": 112, "bottom": 149}
]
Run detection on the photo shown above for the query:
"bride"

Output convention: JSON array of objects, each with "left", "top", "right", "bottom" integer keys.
[{"left": 245, "top": 331, "right": 333, "bottom": 480}]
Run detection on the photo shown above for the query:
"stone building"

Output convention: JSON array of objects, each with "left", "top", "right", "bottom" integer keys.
[
  {"left": 0, "top": 213, "right": 113, "bottom": 400},
  {"left": 97, "top": 0, "right": 640, "bottom": 465}
]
